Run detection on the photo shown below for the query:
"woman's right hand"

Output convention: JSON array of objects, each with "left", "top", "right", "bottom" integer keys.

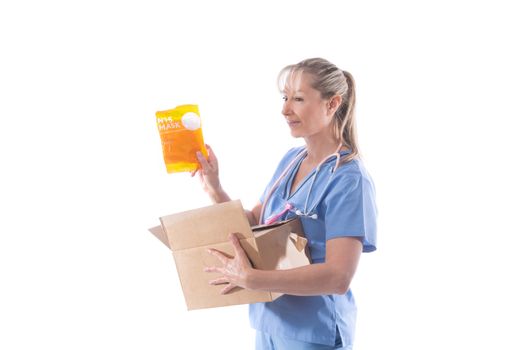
[{"left": 191, "top": 144, "right": 229, "bottom": 203}]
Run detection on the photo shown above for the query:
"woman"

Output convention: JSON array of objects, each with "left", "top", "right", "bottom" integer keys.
[{"left": 192, "top": 58, "right": 377, "bottom": 350}]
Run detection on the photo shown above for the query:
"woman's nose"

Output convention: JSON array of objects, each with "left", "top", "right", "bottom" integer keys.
[{"left": 282, "top": 100, "right": 292, "bottom": 116}]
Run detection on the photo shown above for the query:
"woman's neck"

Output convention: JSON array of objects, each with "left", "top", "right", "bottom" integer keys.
[{"left": 303, "top": 132, "right": 343, "bottom": 165}]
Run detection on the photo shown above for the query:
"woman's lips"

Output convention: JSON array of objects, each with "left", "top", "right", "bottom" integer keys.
[{"left": 287, "top": 120, "right": 301, "bottom": 127}]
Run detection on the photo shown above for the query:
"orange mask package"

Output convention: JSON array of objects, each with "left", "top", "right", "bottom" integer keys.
[{"left": 156, "top": 104, "right": 208, "bottom": 173}]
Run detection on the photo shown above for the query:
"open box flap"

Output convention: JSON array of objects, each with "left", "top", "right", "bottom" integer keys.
[
  {"left": 159, "top": 200, "right": 253, "bottom": 251},
  {"left": 254, "top": 218, "right": 311, "bottom": 271},
  {"left": 251, "top": 218, "right": 298, "bottom": 232},
  {"left": 149, "top": 225, "right": 170, "bottom": 248}
]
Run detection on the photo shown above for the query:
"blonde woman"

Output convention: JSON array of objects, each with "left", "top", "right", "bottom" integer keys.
[{"left": 194, "top": 58, "right": 377, "bottom": 350}]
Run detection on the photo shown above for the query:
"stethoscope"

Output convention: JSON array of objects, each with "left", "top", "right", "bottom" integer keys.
[{"left": 259, "top": 145, "right": 344, "bottom": 225}]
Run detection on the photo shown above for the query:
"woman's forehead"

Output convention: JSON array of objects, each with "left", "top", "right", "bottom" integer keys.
[{"left": 282, "top": 70, "right": 314, "bottom": 93}]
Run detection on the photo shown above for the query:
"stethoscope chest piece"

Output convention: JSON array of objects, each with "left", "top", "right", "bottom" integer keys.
[{"left": 295, "top": 209, "right": 318, "bottom": 220}]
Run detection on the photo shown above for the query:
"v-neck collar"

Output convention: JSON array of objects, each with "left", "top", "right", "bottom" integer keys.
[
  {"left": 284, "top": 147, "right": 352, "bottom": 199},
  {"left": 285, "top": 151, "right": 315, "bottom": 199}
]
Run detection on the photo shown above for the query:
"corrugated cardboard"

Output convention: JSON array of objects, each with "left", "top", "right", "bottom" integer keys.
[{"left": 149, "top": 200, "right": 311, "bottom": 310}]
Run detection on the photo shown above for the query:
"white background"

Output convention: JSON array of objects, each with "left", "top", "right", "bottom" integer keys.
[{"left": 1, "top": 0, "right": 516, "bottom": 349}]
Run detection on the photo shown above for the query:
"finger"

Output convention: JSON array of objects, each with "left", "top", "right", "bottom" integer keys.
[
  {"left": 204, "top": 266, "right": 224, "bottom": 274},
  {"left": 196, "top": 151, "right": 211, "bottom": 171},
  {"left": 190, "top": 169, "right": 198, "bottom": 177},
  {"left": 206, "top": 144, "right": 218, "bottom": 165},
  {"left": 206, "top": 248, "right": 233, "bottom": 259},
  {"left": 206, "top": 248, "right": 230, "bottom": 264},
  {"left": 208, "top": 276, "right": 229, "bottom": 285},
  {"left": 220, "top": 284, "right": 238, "bottom": 295},
  {"left": 229, "top": 233, "right": 247, "bottom": 259}
]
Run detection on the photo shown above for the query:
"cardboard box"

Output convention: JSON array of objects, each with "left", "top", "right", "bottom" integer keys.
[{"left": 149, "top": 200, "right": 311, "bottom": 310}]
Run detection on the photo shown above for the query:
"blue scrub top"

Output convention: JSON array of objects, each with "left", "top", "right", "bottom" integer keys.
[{"left": 249, "top": 146, "right": 377, "bottom": 347}]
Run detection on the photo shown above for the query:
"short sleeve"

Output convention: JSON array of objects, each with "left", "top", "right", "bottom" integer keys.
[{"left": 323, "top": 172, "right": 377, "bottom": 253}]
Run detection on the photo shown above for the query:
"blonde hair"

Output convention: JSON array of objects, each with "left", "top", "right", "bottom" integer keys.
[{"left": 278, "top": 58, "right": 359, "bottom": 164}]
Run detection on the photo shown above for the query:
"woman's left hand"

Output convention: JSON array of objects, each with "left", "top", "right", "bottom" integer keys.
[{"left": 204, "top": 233, "right": 254, "bottom": 294}]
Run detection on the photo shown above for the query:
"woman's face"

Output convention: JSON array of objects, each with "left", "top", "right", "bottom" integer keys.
[{"left": 281, "top": 72, "right": 333, "bottom": 139}]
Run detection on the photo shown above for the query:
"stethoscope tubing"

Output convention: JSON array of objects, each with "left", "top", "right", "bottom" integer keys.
[{"left": 259, "top": 146, "right": 343, "bottom": 224}]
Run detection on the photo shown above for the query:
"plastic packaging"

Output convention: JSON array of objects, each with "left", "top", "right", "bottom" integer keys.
[{"left": 156, "top": 104, "right": 208, "bottom": 173}]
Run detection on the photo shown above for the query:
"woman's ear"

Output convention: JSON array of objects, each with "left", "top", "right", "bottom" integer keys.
[{"left": 328, "top": 95, "right": 343, "bottom": 114}]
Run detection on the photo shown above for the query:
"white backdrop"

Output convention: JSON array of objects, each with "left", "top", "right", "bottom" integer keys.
[{"left": 1, "top": 1, "right": 516, "bottom": 349}]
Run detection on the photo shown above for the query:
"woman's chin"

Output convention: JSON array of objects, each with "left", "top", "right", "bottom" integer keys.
[{"left": 289, "top": 129, "right": 304, "bottom": 138}]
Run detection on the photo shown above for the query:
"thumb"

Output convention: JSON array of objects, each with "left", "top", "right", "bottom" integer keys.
[
  {"left": 196, "top": 151, "right": 211, "bottom": 170},
  {"left": 206, "top": 144, "right": 218, "bottom": 164},
  {"left": 229, "top": 233, "right": 247, "bottom": 258}
]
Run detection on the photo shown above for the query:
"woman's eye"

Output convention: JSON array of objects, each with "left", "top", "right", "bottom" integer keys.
[{"left": 282, "top": 96, "right": 303, "bottom": 102}]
